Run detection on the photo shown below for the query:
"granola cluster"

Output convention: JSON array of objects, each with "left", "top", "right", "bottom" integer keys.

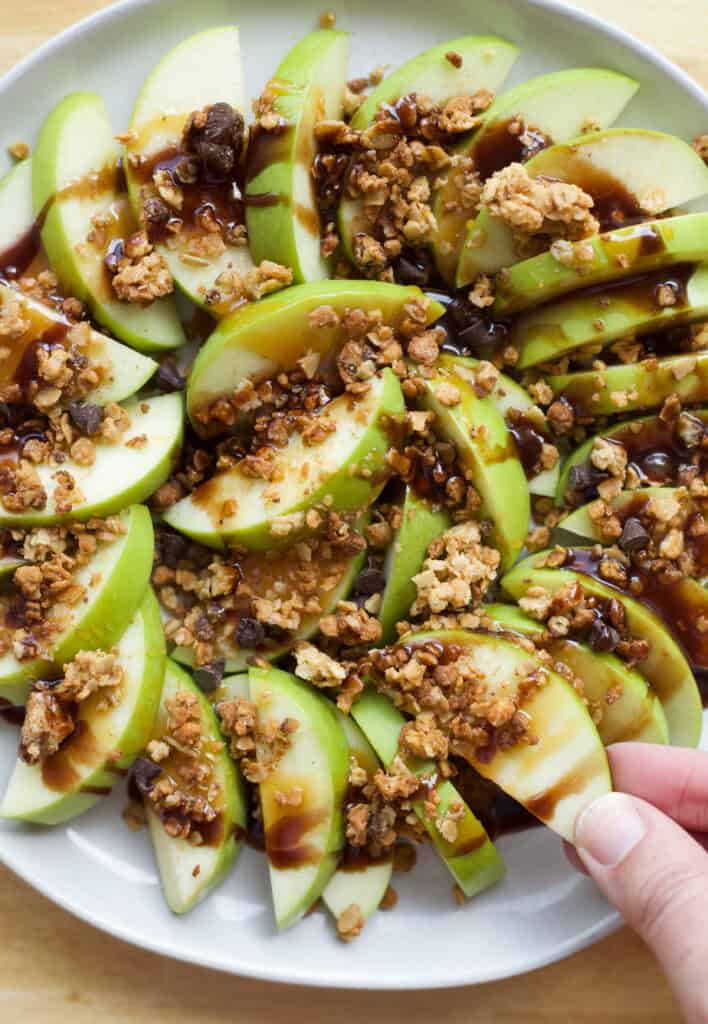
[{"left": 216, "top": 693, "right": 298, "bottom": 784}]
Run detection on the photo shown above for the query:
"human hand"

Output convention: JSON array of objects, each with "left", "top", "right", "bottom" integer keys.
[{"left": 570, "top": 743, "right": 708, "bottom": 1023}]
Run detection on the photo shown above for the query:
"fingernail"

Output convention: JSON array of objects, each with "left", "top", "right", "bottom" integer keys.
[{"left": 575, "top": 792, "right": 647, "bottom": 868}]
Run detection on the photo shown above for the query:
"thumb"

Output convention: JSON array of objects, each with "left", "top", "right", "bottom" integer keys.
[{"left": 575, "top": 792, "right": 708, "bottom": 1023}]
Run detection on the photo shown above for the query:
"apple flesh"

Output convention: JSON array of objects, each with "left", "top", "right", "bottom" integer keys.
[
  {"left": 502, "top": 551, "right": 703, "bottom": 747},
  {"left": 0, "top": 587, "right": 166, "bottom": 825},
  {"left": 250, "top": 665, "right": 349, "bottom": 930},
  {"left": 351, "top": 687, "right": 505, "bottom": 899},
  {"left": 431, "top": 68, "right": 638, "bottom": 284},
  {"left": 187, "top": 280, "right": 444, "bottom": 433},
  {"left": 145, "top": 660, "right": 247, "bottom": 914},
  {"left": 483, "top": 603, "right": 669, "bottom": 745},
  {"left": 457, "top": 128, "right": 708, "bottom": 285},
  {"left": 166, "top": 368, "right": 405, "bottom": 551},
  {"left": 246, "top": 30, "right": 349, "bottom": 283},
  {"left": 496, "top": 213, "right": 708, "bottom": 314},
  {"left": 0, "top": 393, "right": 184, "bottom": 528},
  {"left": 0, "top": 158, "right": 34, "bottom": 256},
  {"left": 418, "top": 357, "right": 530, "bottom": 570},
  {"left": 401, "top": 630, "right": 612, "bottom": 841},
  {"left": 32, "top": 92, "right": 185, "bottom": 353},
  {"left": 0, "top": 504, "right": 154, "bottom": 701},
  {"left": 125, "top": 27, "right": 254, "bottom": 313}
]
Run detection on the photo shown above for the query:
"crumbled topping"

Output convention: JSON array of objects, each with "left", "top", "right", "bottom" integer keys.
[
  {"left": 411, "top": 521, "right": 500, "bottom": 616},
  {"left": 109, "top": 231, "right": 174, "bottom": 304},
  {"left": 481, "top": 163, "right": 599, "bottom": 244}
]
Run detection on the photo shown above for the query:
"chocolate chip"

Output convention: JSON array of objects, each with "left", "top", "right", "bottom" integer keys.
[
  {"left": 193, "top": 660, "right": 225, "bottom": 693},
  {"left": 68, "top": 401, "right": 103, "bottom": 436},
  {"left": 393, "top": 252, "right": 431, "bottom": 287},
  {"left": 153, "top": 360, "right": 185, "bottom": 392},
  {"left": 183, "top": 103, "right": 245, "bottom": 181},
  {"left": 104, "top": 238, "right": 125, "bottom": 275},
  {"left": 640, "top": 451, "right": 673, "bottom": 482},
  {"left": 567, "top": 462, "right": 602, "bottom": 493},
  {"left": 619, "top": 517, "right": 649, "bottom": 553},
  {"left": 353, "top": 566, "right": 386, "bottom": 596},
  {"left": 157, "top": 529, "right": 187, "bottom": 568},
  {"left": 130, "top": 756, "right": 163, "bottom": 797},
  {"left": 235, "top": 617, "right": 265, "bottom": 649},
  {"left": 588, "top": 619, "right": 620, "bottom": 653}
]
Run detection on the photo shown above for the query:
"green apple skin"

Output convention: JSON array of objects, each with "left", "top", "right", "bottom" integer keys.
[
  {"left": 379, "top": 486, "right": 451, "bottom": 644},
  {"left": 556, "top": 412, "right": 708, "bottom": 506},
  {"left": 549, "top": 349, "right": 708, "bottom": 419},
  {"left": 402, "top": 630, "right": 611, "bottom": 842},
  {"left": 187, "top": 280, "right": 444, "bottom": 432},
  {"left": 456, "top": 128, "right": 708, "bottom": 286},
  {"left": 496, "top": 213, "right": 708, "bottom": 314},
  {"left": 0, "top": 394, "right": 183, "bottom": 528},
  {"left": 250, "top": 665, "right": 349, "bottom": 930},
  {"left": 166, "top": 368, "right": 405, "bottom": 551},
  {"left": 482, "top": 603, "right": 669, "bottom": 745},
  {"left": 32, "top": 93, "right": 185, "bottom": 353},
  {"left": 430, "top": 68, "right": 638, "bottom": 285},
  {"left": 246, "top": 30, "right": 349, "bottom": 283},
  {"left": 0, "top": 283, "right": 157, "bottom": 405},
  {"left": 146, "top": 660, "right": 247, "bottom": 914},
  {"left": 0, "top": 587, "right": 166, "bottom": 825},
  {"left": 559, "top": 485, "right": 691, "bottom": 544},
  {"left": 418, "top": 357, "right": 530, "bottom": 571},
  {"left": 321, "top": 708, "right": 394, "bottom": 926},
  {"left": 0, "top": 558, "right": 23, "bottom": 580},
  {"left": 502, "top": 552, "right": 703, "bottom": 747},
  {"left": 125, "top": 27, "right": 254, "bottom": 313},
  {"left": 0, "top": 504, "right": 154, "bottom": 701},
  {"left": 351, "top": 687, "right": 504, "bottom": 898},
  {"left": 0, "top": 158, "right": 34, "bottom": 253},
  {"left": 171, "top": 512, "right": 368, "bottom": 671},
  {"left": 515, "top": 261, "right": 708, "bottom": 369}
]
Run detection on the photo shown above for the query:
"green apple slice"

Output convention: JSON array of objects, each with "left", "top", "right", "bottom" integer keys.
[
  {"left": 0, "top": 283, "right": 157, "bottom": 406},
  {"left": 125, "top": 27, "right": 253, "bottom": 312},
  {"left": 457, "top": 128, "right": 708, "bottom": 286},
  {"left": 0, "top": 557, "right": 23, "bottom": 580},
  {"left": 418, "top": 357, "right": 529, "bottom": 570},
  {"left": 166, "top": 368, "right": 405, "bottom": 551},
  {"left": 0, "top": 158, "right": 34, "bottom": 257},
  {"left": 515, "top": 261, "right": 708, "bottom": 369},
  {"left": 431, "top": 68, "right": 638, "bottom": 284},
  {"left": 0, "top": 504, "right": 154, "bottom": 700},
  {"left": 379, "top": 486, "right": 451, "bottom": 643},
  {"left": 549, "top": 348, "right": 708, "bottom": 418},
  {"left": 246, "top": 29, "right": 349, "bottom": 282},
  {"left": 559, "top": 485, "right": 697, "bottom": 543},
  {"left": 32, "top": 92, "right": 185, "bottom": 353},
  {"left": 0, "top": 587, "right": 165, "bottom": 825},
  {"left": 496, "top": 213, "right": 708, "bottom": 314},
  {"left": 321, "top": 709, "right": 393, "bottom": 928},
  {"left": 249, "top": 665, "right": 349, "bottom": 930},
  {"left": 556, "top": 411, "right": 708, "bottom": 505},
  {"left": 351, "top": 687, "right": 504, "bottom": 897},
  {"left": 145, "top": 660, "right": 247, "bottom": 914},
  {"left": 483, "top": 603, "right": 669, "bottom": 745},
  {"left": 401, "top": 630, "right": 611, "bottom": 841},
  {"left": 502, "top": 550, "right": 703, "bottom": 746},
  {"left": 187, "top": 280, "right": 443, "bottom": 432},
  {"left": 0, "top": 394, "right": 183, "bottom": 527}
]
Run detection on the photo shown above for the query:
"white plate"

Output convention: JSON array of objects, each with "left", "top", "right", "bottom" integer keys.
[{"left": 1, "top": 0, "right": 707, "bottom": 990}]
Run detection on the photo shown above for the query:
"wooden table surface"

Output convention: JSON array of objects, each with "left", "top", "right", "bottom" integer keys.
[{"left": 0, "top": 1, "right": 704, "bottom": 1019}]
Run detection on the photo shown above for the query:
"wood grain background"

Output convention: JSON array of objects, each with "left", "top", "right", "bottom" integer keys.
[{"left": 0, "top": 1, "right": 703, "bottom": 1019}]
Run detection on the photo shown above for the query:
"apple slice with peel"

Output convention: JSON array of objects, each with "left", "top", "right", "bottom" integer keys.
[
  {"left": 144, "top": 660, "right": 247, "bottom": 914},
  {"left": 0, "top": 158, "right": 34, "bottom": 258},
  {"left": 496, "top": 213, "right": 708, "bottom": 314},
  {"left": 0, "top": 587, "right": 165, "bottom": 825},
  {"left": 33, "top": 93, "right": 185, "bottom": 353},
  {"left": 0, "top": 393, "right": 183, "bottom": 528},
  {"left": 400, "top": 630, "right": 612, "bottom": 841},
  {"left": 431, "top": 68, "right": 638, "bottom": 284},
  {"left": 515, "top": 261, "right": 708, "bottom": 369},
  {"left": 418, "top": 358, "right": 529, "bottom": 570},
  {"left": 549, "top": 349, "right": 708, "bottom": 419},
  {"left": 246, "top": 30, "right": 349, "bottom": 282},
  {"left": 483, "top": 603, "right": 669, "bottom": 745},
  {"left": 249, "top": 665, "right": 349, "bottom": 930},
  {"left": 457, "top": 128, "right": 708, "bottom": 286},
  {"left": 0, "top": 504, "right": 154, "bottom": 701},
  {"left": 125, "top": 27, "right": 254, "bottom": 313},
  {"left": 166, "top": 368, "right": 405, "bottom": 551},
  {"left": 186, "top": 280, "right": 444, "bottom": 433},
  {"left": 502, "top": 550, "right": 703, "bottom": 747},
  {"left": 0, "top": 557, "right": 23, "bottom": 580},
  {"left": 0, "top": 283, "right": 157, "bottom": 406},
  {"left": 321, "top": 708, "right": 394, "bottom": 928},
  {"left": 351, "top": 687, "right": 504, "bottom": 897}
]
